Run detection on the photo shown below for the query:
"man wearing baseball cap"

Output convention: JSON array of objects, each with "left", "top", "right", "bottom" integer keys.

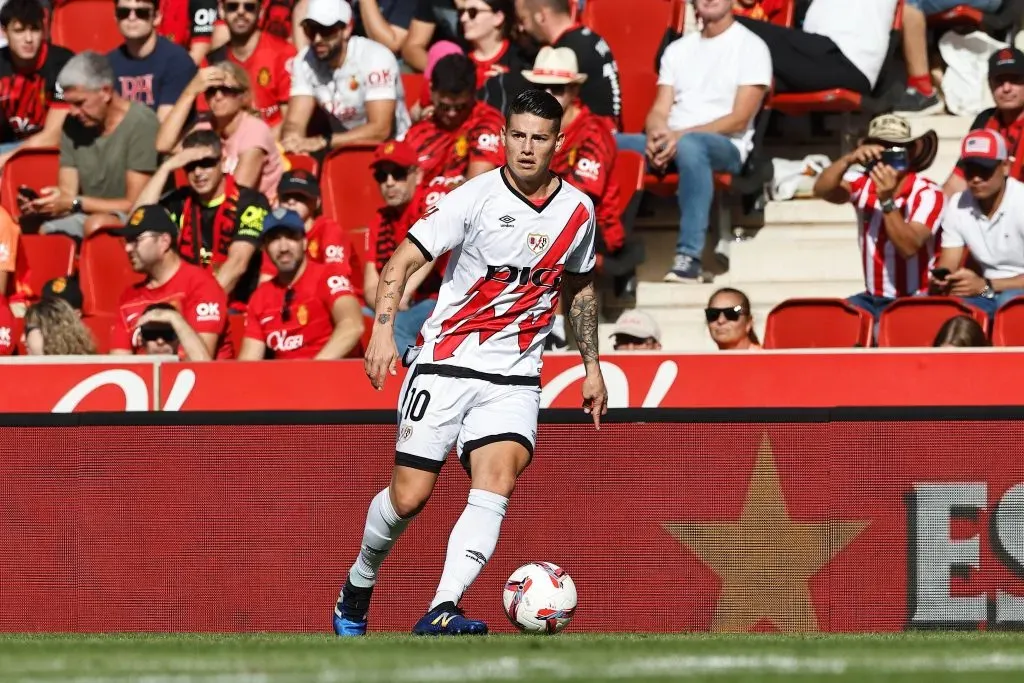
[
  {"left": 274, "top": 169, "right": 361, "bottom": 277},
  {"left": 108, "top": 204, "right": 232, "bottom": 359},
  {"left": 931, "top": 129, "right": 1024, "bottom": 317},
  {"left": 609, "top": 309, "right": 662, "bottom": 351},
  {"left": 364, "top": 139, "right": 441, "bottom": 354},
  {"left": 281, "top": 0, "right": 410, "bottom": 157},
  {"left": 239, "top": 207, "right": 364, "bottom": 360},
  {"left": 944, "top": 47, "right": 1024, "bottom": 196}
]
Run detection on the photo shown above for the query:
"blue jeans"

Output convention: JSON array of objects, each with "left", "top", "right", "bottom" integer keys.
[
  {"left": 362, "top": 298, "right": 436, "bottom": 353},
  {"left": 847, "top": 292, "right": 896, "bottom": 319},
  {"left": 0, "top": 140, "right": 22, "bottom": 155},
  {"left": 908, "top": 0, "right": 1000, "bottom": 13},
  {"left": 616, "top": 132, "right": 742, "bottom": 259},
  {"left": 956, "top": 289, "right": 1024, "bottom": 318}
]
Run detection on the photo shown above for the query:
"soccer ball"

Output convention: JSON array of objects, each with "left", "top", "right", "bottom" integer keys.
[{"left": 502, "top": 561, "right": 577, "bottom": 634}]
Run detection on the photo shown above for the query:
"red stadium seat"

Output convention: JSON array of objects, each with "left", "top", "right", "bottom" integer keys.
[
  {"left": 227, "top": 313, "right": 246, "bottom": 355},
  {"left": 10, "top": 315, "right": 25, "bottom": 355},
  {"left": 51, "top": 0, "right": 123, "bottom": 54},
  {"left": 763, "top": 298, "right": 873, "bottom": 349},
  {"left": 1, "top": 147, "right": 59, "bottom": 218},
  {"left": 877, "top": 296, "right": 988, "bottom": 347},
  {"left": 583, "top": 0, "right": 683, "bottom": 133},
  {"left": 79, "top": 229, "right": 138, "bottom": 316},
  {"left": 991, "top": 295, "right": 1024, "bottom": 346},
  {"left": 612, "top": 150, "right": 644, "bottom": 217},
  {"left": 402, "top": 72, "right": 424, "bottom": 112},
  {"left": 81, "top": 313, "right": 117, "bottom": 354},
  {"left": 18, "top": 234, "right": 75, "bottom": 297},
  {"left": 320, "top": 144, "right": 379, "bottom": 232},
  {"left": 927, "top": 4, "right": 984, "bottom": 28},
  {"left": 285, "top": 153, "right": 319, "bottom": 177}
]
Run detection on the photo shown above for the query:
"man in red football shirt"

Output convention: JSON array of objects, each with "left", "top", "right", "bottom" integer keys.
[
  {"left": 108, "top": 204, "right": 233, "bottom": 359},
  {"left": 207, "top": 0, "right": 297, "bottom": 130},
  {"left": 276, "top": 169, "right": 360, "bottom": 277},
  {"left": 363, "top": 140, "right": 441, "bottom": 353},
  {"left": 403, "top": 52, "right": 504, "bottom": 208},
  {"left": 240, "top": 208, "right": 364, "bottom": 359}
]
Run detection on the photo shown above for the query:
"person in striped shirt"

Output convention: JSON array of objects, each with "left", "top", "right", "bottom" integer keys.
[{"left": 813, "top": 113, "right": 946, "bottom": 319}]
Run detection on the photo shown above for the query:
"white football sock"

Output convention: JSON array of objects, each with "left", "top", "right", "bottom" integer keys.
[
  {"left": 348, "top": 488, "right": 411, "bottom": 589},
  {"left": 430, "top": 488, "right": 508, "bottom": 609}
]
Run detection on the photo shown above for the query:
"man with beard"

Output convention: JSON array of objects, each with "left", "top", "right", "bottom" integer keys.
[
  {"left": 108, "top": 203, "right": 232, "bottom": 358},
  {"left": 239, "top": 207, "right": 365, "bottom": 359},
  {"left": 206, "top": 0, "right": 296, "bottom": 130},
  {"left": 131, "top": 128, "right": 268, "bottom": 304}
]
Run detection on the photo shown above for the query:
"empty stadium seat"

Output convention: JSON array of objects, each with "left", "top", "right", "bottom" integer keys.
[
  {"left": 79, "top": 229, "right": 138, "bottom": 316},
  {"left": 320, "top": 144, "right": 379, "bottom": 232},
  {"left": 285, "top": 153, "right": 319, "bottom": 176},
  {"left": 877, "top": 297, "right": 988, "bottom": 347},
  {"left": 992, "top": 296, "right": 1024, "bottom": 346},
  {"left": 1, "top": 147, "right": 59, "bottom": 218},
  {"left": 51, "top": 0, "right": 123, "bottom": 53},
  {"left": 612, "top": 150, "right": 644, "bottom": 217},
  {"left": 18, "top": 234, "right": 76, "bottom": 298},
  {"left": 763, "top": 298, "right": 873, "bottom": 349},
  {"left": 81, "top": 313, "right": 117, "bottom": 354},
  {"left": 401, "top": 72, "right": 424, "bottom": 112}
]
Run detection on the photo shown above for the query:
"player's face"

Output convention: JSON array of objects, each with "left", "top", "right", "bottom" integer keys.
[
  {"left": 303, "top": 20, "right": 350, "bottom": 62},
  {"left": 125, "top": 232, "right": 169, "bottom": 273},
  {"left": 991, "top": 74, "right": 1024, "bottom": 111},
  {"left": 374, "top": 163, "right": 419, "bottom": 207},
  {"left": 279, "top": 193, "right": 316, "bottom": 222},
  {"left": 5, "top": 21, "right": 43, "bottom": 62},
  {"left": 706, "top": 292, "right": 753, "bottom": 349},
  {"left": 63, "top": 86, "right": 112, "bottom": 128},
  {"left": 431, "top": 90, "right": 476, "bottom": 130},
  {"left": 695, "top": 0, "right": 732, "bottom": 22},
  {"left": 115, "top": 0, "right": 159, "bottom": 40},
  {"left": 265, "top": 230, "right": 307, "bottom": 274},
  {"left": 185, "top": 148, "right": 224, "bottom": 197},
  {"left": 502, "top": 112, "right": 563, "bottom": 182},
  {"left": 223, "top": 0, "right": 261, "bottom": 36}
]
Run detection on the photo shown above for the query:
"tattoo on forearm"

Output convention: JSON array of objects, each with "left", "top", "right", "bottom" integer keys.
[
  {"left": 568, "top": 285, "right": 599, "bottom": 365},
  {"left": 383, "top": 278, "right": 396, "bottom": 286},
  {"left": 377, "top": 313, "right": 391, "bottom": 325}
]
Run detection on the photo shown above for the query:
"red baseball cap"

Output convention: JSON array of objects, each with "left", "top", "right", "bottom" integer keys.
[
  {"left": 960, "top": 129, "right": 1009, "bottom": 168},
  {"left": 370, "top": 140, "right": 418, "bottom": 169}
]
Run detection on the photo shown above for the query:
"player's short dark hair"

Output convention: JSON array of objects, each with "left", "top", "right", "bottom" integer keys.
[
  {"left": 182, "top": 128, "right": 223, "bottom": 157},
  {"left": 0, "top": 0, "right": 46, "bottom": 29},
  {"left": 431, "top": 53, "right": 477, "bottom": 96},
  {"left": 506, "top": 89, "right": 564, "bottom": 129}
]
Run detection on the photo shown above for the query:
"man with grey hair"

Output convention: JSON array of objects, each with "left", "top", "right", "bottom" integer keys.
[{"left": 20, "top": 50, "right": 159, "bottom": 240}]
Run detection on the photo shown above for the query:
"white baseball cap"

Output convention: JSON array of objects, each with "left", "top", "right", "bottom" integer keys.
[
  {"left": 304, "top": 0, "right": 353, "bottom": 26},
  {"left": 610, "top": 309, "right": 661, "bottom": 342}
]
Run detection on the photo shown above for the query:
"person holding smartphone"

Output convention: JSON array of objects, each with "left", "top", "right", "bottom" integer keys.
[{"left": 813, "top": 113, "right": 946, "bottom": 319}]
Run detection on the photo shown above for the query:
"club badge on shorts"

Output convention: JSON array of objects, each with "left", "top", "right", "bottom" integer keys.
[{"left": 527, "top": 233, "right": 549, "bottom": 254}]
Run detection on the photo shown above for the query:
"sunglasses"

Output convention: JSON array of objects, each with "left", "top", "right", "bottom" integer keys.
[
  {"left": 184, "top": 157, "right": 220, "bottom": 173},
  {"left": 458, "top": 7, "right": 494, "bottom": 19},
  {"left": 302, "top": 21, "right": 343, "bottom": 39},
  {"left": 542, "top": 84, "right": 568, "bottom": 96},
  {"left": 115, "top": 6, "right": 153, "bottom": 20},
  {"left": 205, "top": 85, "right": 244, "bottom": 98},
  {"left": 960, "top": 162, "right": 999, "bottom": 180},
  {"left": 705, "top": 305, "right": 745, "bottom": 323},
  {"left": 373, "top": 167, "right": 409, "bottom": 183},
  {"left": 140, "top": 326, "right": 177, "bottom": 343},
  {"left": 224, "top": 1, "right": 259, "bottom": 13},
  {"left": 280, "top": 288, "right": 295, "bottom": 322}
]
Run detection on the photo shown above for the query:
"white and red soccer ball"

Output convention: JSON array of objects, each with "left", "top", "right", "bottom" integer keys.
[{"left": 502, "top": 561, "right": 577, "bottom": 634}]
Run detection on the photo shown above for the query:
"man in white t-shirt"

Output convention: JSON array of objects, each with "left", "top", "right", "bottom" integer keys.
[
  {"left": 616, "top": 0, "right": 770, "bottom": 282},
  {"left": 931, "top": 129, "right": 1024, "bottom": 317},
  {"left": 737, "top": 0, "right": 898, "bottom": 96},
  {"left": 281, "top": 0, "right": 410, "bottom": 156}
]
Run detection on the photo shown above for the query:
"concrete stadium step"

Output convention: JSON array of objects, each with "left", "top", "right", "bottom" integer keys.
[
  {"left": 636, "top": 280, "right": 863, "bottom": 308},
  {"left": 729, "top": 240, "right": 862, "bottom": 282}
]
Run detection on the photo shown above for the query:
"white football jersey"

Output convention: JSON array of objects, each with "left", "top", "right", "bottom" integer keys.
[
  {"left": 290, "top": 35, "right": 411, "bottom": 138},
  {"left": 407, "top": 168, "right": 597, "bottom": 379}
]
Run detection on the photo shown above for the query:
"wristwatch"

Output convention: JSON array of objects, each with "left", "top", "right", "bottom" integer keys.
[
  {"left": 880, "top": 197, "right": 897, "bottom": 213},
  {"left": 981, "top": 279, "right": 996, "bottom": 300},
  {"left": 70, "top": 197, "right": 83, "bottom": 214}
]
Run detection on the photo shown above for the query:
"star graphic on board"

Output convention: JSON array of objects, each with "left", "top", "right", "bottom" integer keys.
[{"left": 663, "top": 436, "right": 869, "bottom": 632}]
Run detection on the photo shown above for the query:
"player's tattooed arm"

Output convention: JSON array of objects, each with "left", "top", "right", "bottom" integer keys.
[
  {"left": 562, "top": 271, "right": 600, "bottom": 368},
  {"left": 373, "top": 240, "right": 428, "bottom": 328}
]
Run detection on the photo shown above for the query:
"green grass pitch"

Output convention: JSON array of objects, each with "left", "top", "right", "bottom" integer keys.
[{"left": 3, "top": 633, "right": 1024, "bottom": 682}]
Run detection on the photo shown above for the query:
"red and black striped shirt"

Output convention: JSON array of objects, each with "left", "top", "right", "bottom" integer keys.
[{"left": 0, "top": 43, "right": 72, "bottom": 143}]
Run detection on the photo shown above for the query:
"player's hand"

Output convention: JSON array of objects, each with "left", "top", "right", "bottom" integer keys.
[
  {"left": 581, "top": 370, "right": 608, "bottom": 430},
  {"left": 364, "top": 322, "right": 399, "bottom": 390}
]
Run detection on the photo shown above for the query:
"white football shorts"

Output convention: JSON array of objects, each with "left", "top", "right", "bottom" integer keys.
[{"left": 393, "top": 362, "right": 541, "bottom": 475}]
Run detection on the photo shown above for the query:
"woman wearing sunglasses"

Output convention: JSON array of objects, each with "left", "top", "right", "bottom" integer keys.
[
  {"left": 156, "top": 61, "right": 284, "bottom": 202},
  {"left": 458, "top": 0, "right": 529, "bottom": 111},
  {"left": 705, "top": 287, "right": 761, "bottom": 351}
]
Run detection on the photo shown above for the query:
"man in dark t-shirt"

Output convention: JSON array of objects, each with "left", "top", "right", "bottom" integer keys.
[
  {"left": 515, "top": 0, "right": 621, "bottom": 128},
  {"left": 108, "top": 0, "right": 197, "bottom": 121},
  {"left": 401, "top": 0, "right": 465, "bottom": 70},
  {"left": 158, "top": 0, "right": 219, "bottom": 65},
  {"left": 0, "top": 0, "right": 74, "bottom": 167}
]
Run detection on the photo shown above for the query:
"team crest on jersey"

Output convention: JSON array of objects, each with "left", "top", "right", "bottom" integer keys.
[
  {"left": 455, "top": 136, "right": 468, "bottom": 158},
  {"left": 297, "top": 304, "right": 308, "bottom": 326},
  {"left": 397, "top": 423, "right": 413, "bottom": 443},
  {"left": 308, "top": 239, "right": 319, "bottom": 258},
  {"left": 257, "top": 68, "right": 271, "bottom": 87},
  {"left": 527, "top": 233, "right": 549, "bottom": 254},
  {"left": 349, "top": 76, "right": 359, "bottom": 91}
]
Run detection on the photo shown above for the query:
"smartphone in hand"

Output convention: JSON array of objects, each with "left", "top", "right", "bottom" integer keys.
[{"left": 17, "top": 185, "right": 38, "bottom": 201}]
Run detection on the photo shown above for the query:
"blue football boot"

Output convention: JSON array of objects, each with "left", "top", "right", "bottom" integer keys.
[
  {"left": 332, "top": 579, "right": 371, "bottom": 637},
  {"left": 412, "top": 601, "right": 488, "bottom": 636}
]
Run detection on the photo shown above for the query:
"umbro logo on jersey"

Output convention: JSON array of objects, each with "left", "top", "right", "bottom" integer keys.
[{"left": 498, "top": 215, "right": 515, "bottom": 226}]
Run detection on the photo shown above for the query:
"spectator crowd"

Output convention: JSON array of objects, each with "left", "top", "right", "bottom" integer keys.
[{"left": 0, "top": 0, "right": 1021, "bottom": 360}]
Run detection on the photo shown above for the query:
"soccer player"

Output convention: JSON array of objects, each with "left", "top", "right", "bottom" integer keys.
[{"left": 333, "top": 88, "right": 608, "bottom": 636}]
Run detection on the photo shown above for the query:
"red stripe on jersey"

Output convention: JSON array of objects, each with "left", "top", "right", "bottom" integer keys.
[{"left": 432, "top": 200, "right": 591, "bottom": 360}]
